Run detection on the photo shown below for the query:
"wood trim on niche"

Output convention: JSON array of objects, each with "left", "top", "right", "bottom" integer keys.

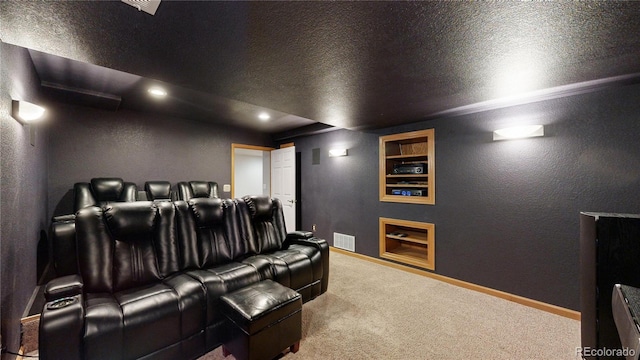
[{"left": 379, "top": 128, "right": 435, "bottom": 205}]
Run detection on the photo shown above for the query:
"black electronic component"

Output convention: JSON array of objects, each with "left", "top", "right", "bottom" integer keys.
[
  {"left": 392, "top": 163, "right": 427, "bottom": 174},
  {"left": 391, "top": 189, "right": 427, "bottom": 196}
]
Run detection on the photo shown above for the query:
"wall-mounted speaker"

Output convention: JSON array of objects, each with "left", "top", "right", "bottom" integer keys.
[{"left": 312, "top": 148, "right": 320, "bottom": 165}]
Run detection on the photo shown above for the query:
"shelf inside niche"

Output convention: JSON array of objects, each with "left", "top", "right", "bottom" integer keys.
[
  {"left": 379, "top": 217, "right": 435, "bottom": 270},
  {"left": 386, "top": 153, "right": 429, "bottom": 160},
  {"left": 379, "top": 129, "right": 434, "bottom": 204}
]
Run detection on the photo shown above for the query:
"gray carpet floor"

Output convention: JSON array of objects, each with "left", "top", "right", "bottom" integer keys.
[{"left": 199, "top": 250, "right": 580, "bottom": 360}]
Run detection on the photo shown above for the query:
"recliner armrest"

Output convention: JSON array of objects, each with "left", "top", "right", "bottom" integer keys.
[
  {"left": 40, "top": 276, "right": 85, "bottom": 359},
  {"left": 122, "top": 182, "right": 138, "bottom": 201},
  {"left": 50, "top": 220, "right": 78, "bottom": 277},
  {"left": 286, "top": 231, "right": 314, "bottom": 240},
  {"left": 51, "top": 214, "right": 76, "bottom": 223},
  {"left": 45, "top": 275, "right": 83, "bottom": 302},
  {"left": 283, "top": 233, "right": 327, "bottom": 249},
  {"left": 40, "top": 292, "right": 84, "bottom": 360},
  {"left": 283, "top": 235, "right": 330, "bottom": 294}
]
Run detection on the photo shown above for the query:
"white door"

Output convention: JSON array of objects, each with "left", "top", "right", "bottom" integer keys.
[{"left": 271, "top": 146, "right": 296, "bottom": 232}]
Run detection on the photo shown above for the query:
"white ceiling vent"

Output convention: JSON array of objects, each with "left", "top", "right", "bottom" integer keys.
[{"left": 121, "top": 0, "right": 161, "bottom": 16}]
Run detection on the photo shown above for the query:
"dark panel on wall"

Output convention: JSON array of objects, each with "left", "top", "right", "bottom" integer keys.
[
  {"left": 291, "top": 83, "right": 640, "bottom": 311},
  {"left": 0, "top": 42, "right": 49, "bottom": 355},
  {"left": 311, "top": 148, "right": 320, "bottom": 165},
  {"left": 46, "top": 104, "right": 273, "bottom": 219}
]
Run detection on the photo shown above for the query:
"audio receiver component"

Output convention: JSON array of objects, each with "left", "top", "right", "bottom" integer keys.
[
  {"left": 392, "top": 163, "right": 427, "bottom": 174},
  {"left": 391, "top": 189, "right": 427, "bottom": 196}
]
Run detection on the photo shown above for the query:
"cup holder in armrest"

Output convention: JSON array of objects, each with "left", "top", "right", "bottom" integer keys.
[{"left": 47, "top": 296, "right": 78, "bottom": 310}]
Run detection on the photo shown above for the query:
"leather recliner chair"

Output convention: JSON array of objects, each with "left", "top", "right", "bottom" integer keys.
[
  {"left": 52, "top": 178, "right": 137, "bottom": 222},
  {"left": 236, "top": 195, "right": 329, "bottom": 301},
  {"left": 74, "top": 177, "right": 137, "bottom": 211},
  {"left": 177, "top": 181, "right": 219, "bottom": 201},
  {"left": 41, "top": 201, "right": 192, "bottom": 360},
  {"left": 174, "top": 198, "right": 263, "bottom": 349},
  {"left": 50, "top": 178, "right": 137, "bottom": 277},
  {"left": 144, "top": 181, "right": 174, "bottom": 201}
]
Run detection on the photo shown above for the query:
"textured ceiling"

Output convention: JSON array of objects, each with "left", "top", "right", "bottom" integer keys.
[
  {"left": 2, "top": 1, "right": 640, "bottom": 133},
  {"left": 27, "top": 48, "right": 318, "bottom": 134}
]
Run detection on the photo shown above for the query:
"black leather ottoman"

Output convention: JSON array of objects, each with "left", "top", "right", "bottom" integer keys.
[{"left": 221, "top": 280, "right": 302, "bottom": 360}]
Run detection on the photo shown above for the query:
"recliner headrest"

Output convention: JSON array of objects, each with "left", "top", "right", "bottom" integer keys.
[
  {"left": 91, "top": 178, "right": 124, "bottom": 201},
  {"left": 104, "top": 202, "right": 157, "bottom": 236},
  {"left": 189, "top": 198, "right": 224, "bottom": 227},
  {"left": 145, "top": 181, "right": 172, "bottom": 200},
  {"left": 190, "top": 181, "right": 214, "bottom": 198},
  {"left": 243, "top": 195, "right": 273, "bottom": 220}
]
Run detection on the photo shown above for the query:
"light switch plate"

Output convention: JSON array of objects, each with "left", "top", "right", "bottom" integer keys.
[{"left": 223, "top": 184, "right": 231, "bottom": 192}]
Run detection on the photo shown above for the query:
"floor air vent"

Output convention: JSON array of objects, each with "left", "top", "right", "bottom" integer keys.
[{"left": 333, "top": 233, "right": 355, "bottom": 252}]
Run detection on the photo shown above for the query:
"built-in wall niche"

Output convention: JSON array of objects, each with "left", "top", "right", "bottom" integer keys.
[
  {"left": 379, "top": 129, "right": 434, "bottom": 204},
  {"left": 379, "top": 217, "right": 435, "bottom": 270}
]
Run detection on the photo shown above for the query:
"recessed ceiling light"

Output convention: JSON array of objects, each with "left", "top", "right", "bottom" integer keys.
[
  {"left": 148, "top": 87, "right": 167, "bottom": 97},
  {"left": 258, "top": 112, "right": 270, "bottom": 121}
]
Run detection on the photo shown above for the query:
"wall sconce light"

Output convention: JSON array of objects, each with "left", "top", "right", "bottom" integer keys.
[
  {"left": 11, "top": 100, "right": 46, "bottom": 124},
  {"left": 493, "top": 125, "right": 544, "bottom": 141},
  {"left": 329, "top": 148, "right": 348, "bottom": 157},
  {"left": 148, "top": 87, "right": 167, "bottom": 98}
]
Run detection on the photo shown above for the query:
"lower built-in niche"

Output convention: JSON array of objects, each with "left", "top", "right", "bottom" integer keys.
[{"left": 379, "top": 217, "right": 435, "bottom": 270}]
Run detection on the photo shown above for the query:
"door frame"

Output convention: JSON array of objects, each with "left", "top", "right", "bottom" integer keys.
[{"left": 231, "top": 143, "right": 275, "bottom": 198}]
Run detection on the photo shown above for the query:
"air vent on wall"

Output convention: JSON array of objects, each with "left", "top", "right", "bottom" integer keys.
[
  {"left": 334, "top": 232, "right": 355, "bottom": 252},
  {"left": 121, "top": 0, "right": 161, "bottom": 16}
]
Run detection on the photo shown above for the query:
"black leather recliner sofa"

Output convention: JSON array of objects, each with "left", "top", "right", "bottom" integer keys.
[{"left": 39, "top": 195, "right": 328, "bottom": 360}]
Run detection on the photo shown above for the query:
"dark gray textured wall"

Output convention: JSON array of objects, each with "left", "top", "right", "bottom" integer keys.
[
  {"left": 292, "top": 84, "right": 640, "bottom": 311},
  {"left": 47, "top": 104, "right": 273, "bottom": 218},
  {"left": 0, "top": 42, "right": 49, "bottom": 355}
]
